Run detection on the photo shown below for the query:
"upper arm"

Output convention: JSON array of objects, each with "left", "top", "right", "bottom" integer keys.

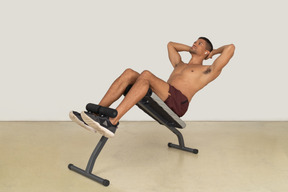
[
  {"left": 167, "top": 42, "right": 183, "bottom": 68},
  {"left": 211, "top": 44, "right": 235, "bottom": 73}
]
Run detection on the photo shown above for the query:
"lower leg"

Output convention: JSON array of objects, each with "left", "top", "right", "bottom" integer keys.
[
  {"left": 109, "top": 70, "right": 170, "bottom": 125},
  {"left": 98, "top": 69, "right": 139, "bottom": 107},
  {"left": 109, "top": 77, "right": 150, "bottom": 125}
]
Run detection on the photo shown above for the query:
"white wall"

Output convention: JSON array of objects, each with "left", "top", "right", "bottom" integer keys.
[{"left": 1, "top": 0, "right": 287, "bottom": 121}]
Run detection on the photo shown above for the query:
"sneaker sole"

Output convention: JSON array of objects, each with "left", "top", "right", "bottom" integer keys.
[
  {"left": 69, "top": 111, "right": 97, "bottom": 133},
  {"left": 80, "top": 111, "right": 115, "bottom": 138}
]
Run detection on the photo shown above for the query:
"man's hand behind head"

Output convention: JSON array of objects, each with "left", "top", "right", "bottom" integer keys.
[{"left": 205, "top": 50, "right": 214, "bottom": 60}]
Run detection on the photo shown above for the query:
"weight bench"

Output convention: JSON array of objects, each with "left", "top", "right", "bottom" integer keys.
[{"left": 68, "top": 85, "right": 198, "bottom": 186}]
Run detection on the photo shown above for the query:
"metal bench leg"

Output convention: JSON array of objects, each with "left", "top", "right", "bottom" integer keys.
[
  {"left": 68, "top": 136, "right": 110, "bottom": 186},
  {"left": 167, "top": 126, "right": 198, "bottom": 154}
]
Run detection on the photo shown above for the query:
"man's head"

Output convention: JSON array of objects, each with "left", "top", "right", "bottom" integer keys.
[
  {"left": 190, "top": 37, "right": 213, "bottom": 59},
  {"left": 198, "top": 37, "right": 213, "bottom": 52}
]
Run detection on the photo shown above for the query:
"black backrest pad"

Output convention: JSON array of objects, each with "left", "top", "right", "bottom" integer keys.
[
  {"left": 137, "top": 95, "right": 185, "bottom": 128},
  {"left": 124, "top": 85, "right": 185, "bottom": 128}
]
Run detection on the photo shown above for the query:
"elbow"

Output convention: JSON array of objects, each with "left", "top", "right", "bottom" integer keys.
[
  {"left": 229, "top": 44, "right": 236, "bottom": 52},
  {"left": 167, "top": 41, "right": 177, "bottom": 47},
  {"left": 227, "top": 44, "right": 236, "bottom": 56},
  {"left": 167, "top": 41, "right": 175, "bottom": 51}
]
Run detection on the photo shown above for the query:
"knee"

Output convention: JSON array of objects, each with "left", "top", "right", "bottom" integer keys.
[
  {"left": 121, "top": 68, "right": 140, "bottom": 82},
  {"left": 123, "top": 68, "right": 135, "bottom": 74},
  {"left": 139, "top": 70, "right": 152, "bottom": 80}
]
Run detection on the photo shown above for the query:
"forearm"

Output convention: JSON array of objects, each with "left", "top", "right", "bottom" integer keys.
[
  {"left": 209, "top": 44, "right": 235, "bottom": 71},
  {"left": 168, "top": 41, "right": 191, "bottom": 52},
  {"left": 211, "top": 44, "right": 235, "bottom": 56}
]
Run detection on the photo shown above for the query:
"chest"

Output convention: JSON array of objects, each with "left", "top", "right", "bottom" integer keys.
[{"left": 173, "top": 65, "right": 210, "bottom": 76}]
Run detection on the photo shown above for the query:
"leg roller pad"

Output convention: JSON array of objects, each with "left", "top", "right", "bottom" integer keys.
[{"left": 86, "top": 103, "right": 118, "bottom": 118}]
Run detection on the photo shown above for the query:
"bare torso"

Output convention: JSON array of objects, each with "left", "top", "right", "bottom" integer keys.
[{"left": 167, "top": 62, "right": 219, "bottom": 102}]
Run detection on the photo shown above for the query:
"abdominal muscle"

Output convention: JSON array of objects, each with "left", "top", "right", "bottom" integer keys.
[
  {"left": 167, "top": 76, "right": 197, "bottom": 102},
  {"left": 167, "top": 64, "right": 210, "bottom": 102}
]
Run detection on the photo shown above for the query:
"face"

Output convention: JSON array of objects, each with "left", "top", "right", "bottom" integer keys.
[{"left": 190, "top": 39, "right": 208, "bottom": 57}]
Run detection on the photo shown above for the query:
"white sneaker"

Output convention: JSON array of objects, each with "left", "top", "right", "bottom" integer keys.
[
  {"left": 81, "top": 111, "right": 118, "bottom": 138},
  {"left": 69, "top": 111, "right": 97, "bottom": 133}
]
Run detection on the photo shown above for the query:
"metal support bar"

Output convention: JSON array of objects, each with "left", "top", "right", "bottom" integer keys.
[
  {"left": 68, "top": 136, "right": 110, "bottom": 186},
  {"left": 85, "top": 136, "right": 108, "bottom": 173},
  {"left": 166, "top": 126, "right": 199, "bottom": 154}
]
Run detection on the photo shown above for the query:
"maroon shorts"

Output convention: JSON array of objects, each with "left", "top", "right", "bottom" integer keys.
[{"left": 164, "top": 85, "right": 189, "bottom": 117}]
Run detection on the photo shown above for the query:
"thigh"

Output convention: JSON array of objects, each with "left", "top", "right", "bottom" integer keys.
[{"left": 146, "top": 72, "right": 170, "bottom": 101}]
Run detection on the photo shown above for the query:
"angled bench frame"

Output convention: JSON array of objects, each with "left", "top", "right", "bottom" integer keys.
[{"left": 68, "top": 87, "right": 198, "bottom": 186}]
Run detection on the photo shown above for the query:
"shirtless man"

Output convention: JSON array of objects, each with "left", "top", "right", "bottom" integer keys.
[{"left": 70, "top": 37, "right": 235, "bottom": 138}]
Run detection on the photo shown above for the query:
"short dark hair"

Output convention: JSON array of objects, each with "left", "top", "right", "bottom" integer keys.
[{"left": 198, "top": 37, "right": 213, "bottom": 52}]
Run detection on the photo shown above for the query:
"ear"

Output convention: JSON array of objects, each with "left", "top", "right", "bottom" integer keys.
[{"left": 204, "top": 51, "right": 210, "bottom": 60}]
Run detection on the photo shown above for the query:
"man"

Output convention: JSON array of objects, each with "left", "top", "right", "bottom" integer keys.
[{"left": 70, "top": 37, "right": 235, "bottom": 138}]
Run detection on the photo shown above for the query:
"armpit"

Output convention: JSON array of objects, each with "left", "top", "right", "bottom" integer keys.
[{"left": 203, "top": 67, "right": 212, "bottom": 74}]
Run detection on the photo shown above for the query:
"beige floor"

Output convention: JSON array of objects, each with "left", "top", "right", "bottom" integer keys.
[{"left": 0, "top": 121, "right": 288, "bottom": 192}]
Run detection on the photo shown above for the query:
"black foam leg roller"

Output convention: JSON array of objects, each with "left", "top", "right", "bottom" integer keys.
[{"left": 86, "top": 103, "right": 118, "bottom": 118}]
